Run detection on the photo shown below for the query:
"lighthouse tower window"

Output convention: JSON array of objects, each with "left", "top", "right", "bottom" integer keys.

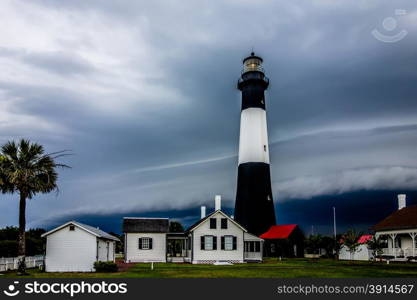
[{"left": 244, "top": 58, "right": 262, "bottom": 73}]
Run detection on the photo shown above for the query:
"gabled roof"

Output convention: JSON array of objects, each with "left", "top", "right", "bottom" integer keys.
[
  {"left": 186, "top": 210, "right": 247, "bottom": 233},
  {"left": 41, "top": 221, "right": 119, "bottom": 241},
  {"left": 123, "top": 217, "right": 169, "bottom": 233},
  {"left": 259, "top": 224, "right": 298, "bottom": 239},
  {"left": 372, "top": 205, "right": 417, "bottom": 231}
]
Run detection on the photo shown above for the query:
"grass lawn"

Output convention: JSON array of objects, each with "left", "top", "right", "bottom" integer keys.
[{"left": 2, "top": 258, "right": 417, "bottom": 278}]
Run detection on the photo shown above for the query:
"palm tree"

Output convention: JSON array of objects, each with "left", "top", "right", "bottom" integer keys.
[{"left": 0, "top": 139, "right": 69, "bottom": 274}]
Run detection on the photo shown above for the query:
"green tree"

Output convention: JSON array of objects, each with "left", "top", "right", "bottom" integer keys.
[
  {"left": 0, "top": 139, "right": 69, "bottom": 274},
  {"left": 342, "top": 229, "right": 363, "bottom": 260},
  {"left": 305, "top": 234, "right": 323, "bottom": 255},
  {"left": 169, "top": 221, "right": 184, "bottom": 233},
  {"left": 367, "top": 235, "right": 384, "bottom": 260}
]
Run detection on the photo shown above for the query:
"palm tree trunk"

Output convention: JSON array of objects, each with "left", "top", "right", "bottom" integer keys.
[
  {"left": 18, "top": 191, "right": 26, "bottom": 256},
  {"left": 17, "top": 191, "right": 27, "bottom": 274}
]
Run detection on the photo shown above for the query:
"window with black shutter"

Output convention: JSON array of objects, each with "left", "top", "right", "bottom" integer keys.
[
  {"left": 232, "top": 236, "right": 237, "bottom": 250},
  {"left": 221, "top": 218, "right": 227, "bottom": 229},
  {"left": 139, "top": 237, "right": 152, "bottom": 250},
  {"left": 221, "top": 236, "right": 225, "bottom": 250},
  {"left": 202, "top": 236, "right": 216, "bottom": 250},
  {"left": 223, "top": 236, "right": 233, "bottom": 250},
  {"left": 210, "top": 218, "right": 216, "bottom": 229}
]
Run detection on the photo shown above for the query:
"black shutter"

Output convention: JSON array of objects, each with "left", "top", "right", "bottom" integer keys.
[
  {"left": 210, "top": 218, "right": 216, "bottom": 229},
  {"left": 201, "top": 236, "right": 205, "bottom": 250},
  {"left": 149, "top": 238, "right": 153, "bottom": 249},
  {"left": 138, "top": 238, "right": 142, "bottom": 249},
  {"left": 233, "top": 236, "right": 237, "bottom": 250},
  {"left": 221, "top": 218, "right": 227, "bottom": 229},
  {"left": 213, "top": 236, "right": 217, "bottom": 250},
  {"left": 221, "top": 236, "right": 225, "bottom": 250}
]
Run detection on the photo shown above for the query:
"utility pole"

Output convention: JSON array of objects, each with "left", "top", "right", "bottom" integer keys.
[{"left": 333, "top": 206, "right": 337, "bottom": 239}]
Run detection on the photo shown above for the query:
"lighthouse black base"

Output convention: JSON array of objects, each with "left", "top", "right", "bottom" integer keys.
[{"left": 234, "top": 162, "right": 276, "bottom": 236}]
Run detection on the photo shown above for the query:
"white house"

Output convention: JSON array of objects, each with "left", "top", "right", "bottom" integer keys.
[
  {"left": 123, "top": 196, "right": 264, "bottom": 264},
  {"left": 42, "top": 221, "right": 119, "bottom": 272},
  {"left": 372, "top": 194, "right": 417, "bottom": 260},
  {"left": 123, "top": 217, "right": 169, "bottom": 263},
  {"left": 339, "top": 235, "right": 373, "bottom": 261}
]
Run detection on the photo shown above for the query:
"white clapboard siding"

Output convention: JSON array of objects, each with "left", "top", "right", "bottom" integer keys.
[
  {"left": 45, "top": 225, "right": 97, "bottom": 272},
  {"left": 125, "top": 233, "right": 166, "bottom": 262},
  {"left": 192, "top": 212, "right": 245, "bottom": 263}
]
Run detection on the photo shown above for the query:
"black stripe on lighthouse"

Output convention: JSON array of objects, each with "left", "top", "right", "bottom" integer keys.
[{"left": 234, "top": 52, "right": 276, "bottom": 236}]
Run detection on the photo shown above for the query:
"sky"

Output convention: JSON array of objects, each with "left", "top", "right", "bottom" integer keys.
[{"left": 1, "top": 0, "right": 417, "bottom": 235}]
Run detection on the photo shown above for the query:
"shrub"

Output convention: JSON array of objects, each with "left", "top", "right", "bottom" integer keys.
[{"left": 94, "top": 261, "right": 118, "bottom": 272}]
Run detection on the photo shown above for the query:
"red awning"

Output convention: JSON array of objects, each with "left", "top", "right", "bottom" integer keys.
[{"left": 259, "top": 224, "right": 298, "bottom": 239}]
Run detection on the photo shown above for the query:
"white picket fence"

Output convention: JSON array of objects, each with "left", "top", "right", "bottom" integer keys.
[{"left": 0, "top": 255, "right": 44, "bottom": 272}]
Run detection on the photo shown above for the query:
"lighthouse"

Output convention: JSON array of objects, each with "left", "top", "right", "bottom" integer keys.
[{"left": 234, "top": 52, "right": 276, "bottom": 236}]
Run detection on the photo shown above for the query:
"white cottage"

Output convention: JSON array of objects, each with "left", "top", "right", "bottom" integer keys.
[
  {"left": 123, "top": 217, "right": 169, "bottom": 263},
  {"left": 42, "top": 221, "right": 119, "bottom": 272},
  {"left": 123, "top": 196, "right": 264, "bottom": 264}
]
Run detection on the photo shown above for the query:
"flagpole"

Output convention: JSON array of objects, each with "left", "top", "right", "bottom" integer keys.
[{"left": 333, "top": 206, "right": 337, "bottom": 239}]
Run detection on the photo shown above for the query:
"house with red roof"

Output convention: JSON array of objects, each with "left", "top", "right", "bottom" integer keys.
[
  {"left": 260, "top": 224, "right": 304, "bottom": 257},
  {"left": 338, "top": 234, "right": 373, "bottom": 261},
  {"left": 372, "top": 194, "right": 417, "bottom": 260}
]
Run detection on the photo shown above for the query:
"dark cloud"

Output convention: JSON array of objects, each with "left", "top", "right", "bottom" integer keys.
[{"left": 1, "top": 0, "right": 417, "bottom": 235}]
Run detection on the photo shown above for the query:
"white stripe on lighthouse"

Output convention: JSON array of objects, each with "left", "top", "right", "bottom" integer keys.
[{"left": 238, "top": 107, "right": 270, "bottom": 165}]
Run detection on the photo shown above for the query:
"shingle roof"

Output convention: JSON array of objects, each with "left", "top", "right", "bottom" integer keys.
[
  {"left": 72, "top": 221, "right": 119, "bottom": 241},
  {"left": 185, "top": 210, "right": 247, "bottom": 233},
  {"left": 185, "top": 211, "right": 216, "bottom": 233},
  {"left": 41, "top": 221, "right": 119, "bottom": 241},
  {"left": 372, "top": 205, "right": 417, "bottom": 231},
  {"left": 123, "top": 217, "right": 169, "bottom": 233}
]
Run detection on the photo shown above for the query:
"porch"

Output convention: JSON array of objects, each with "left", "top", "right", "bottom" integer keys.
[
  {"left": 375, "top": 229, "right": 417, "bottom": 259},
  {"left": 166, "top": 233, "right": 191, "bottom": 263}
]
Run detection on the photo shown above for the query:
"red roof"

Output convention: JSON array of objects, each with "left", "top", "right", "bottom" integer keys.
[
  {"left": 259, "top": 224, "right": 298, "bottom": 239},
  {"left": 372, "top": 205, "right": 417, "bottom": 231},
  {"left": 358, "top": 234, "right": 373, "bottom": 244}
]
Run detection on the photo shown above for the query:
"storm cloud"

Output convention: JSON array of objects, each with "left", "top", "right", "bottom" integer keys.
[{"left": 1, "top": 0, "right": 417, "bottom": 232}]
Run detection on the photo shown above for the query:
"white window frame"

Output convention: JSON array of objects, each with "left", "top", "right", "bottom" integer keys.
[
  {"left": 141, "top": 237, "right": 151, "bottom": 250},
  {"left": 224, "top": 236, "right": 233, "bottom": 251},
  {"left": 205, "top": 236, "right": 214, "bottom": 250}
]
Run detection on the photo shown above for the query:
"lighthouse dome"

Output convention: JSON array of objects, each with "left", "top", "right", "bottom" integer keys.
[{"left": 242, "top": 52, "right": 264, "bottom": 74}]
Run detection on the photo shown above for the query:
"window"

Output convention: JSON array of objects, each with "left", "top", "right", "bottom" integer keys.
[
  {"left": 221, "top": 236, "right": 237, "bottom": 250},
  {"left": 255, "top": 241, "right": 261, "bottom": 252},
  {"left": 210, "top": 218, "right": 216, "bottom": 229},
  {"left": 245, "top": 241, "right": 261, "bottom": 252},
  {"left": 69, "top": 225, "right": 75, "bottom": 231},
  {"left": 224, "top": 236, "right": 233, "bottom": 250},
  {"left": 221, "top": 218, "right": 228, "bottom": 229},
  {"left": 139, "top": 237, "right": 153, "bottom": 250},
  {"left": 201, "top": 235, "right": 216, "bottom": 250}
]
